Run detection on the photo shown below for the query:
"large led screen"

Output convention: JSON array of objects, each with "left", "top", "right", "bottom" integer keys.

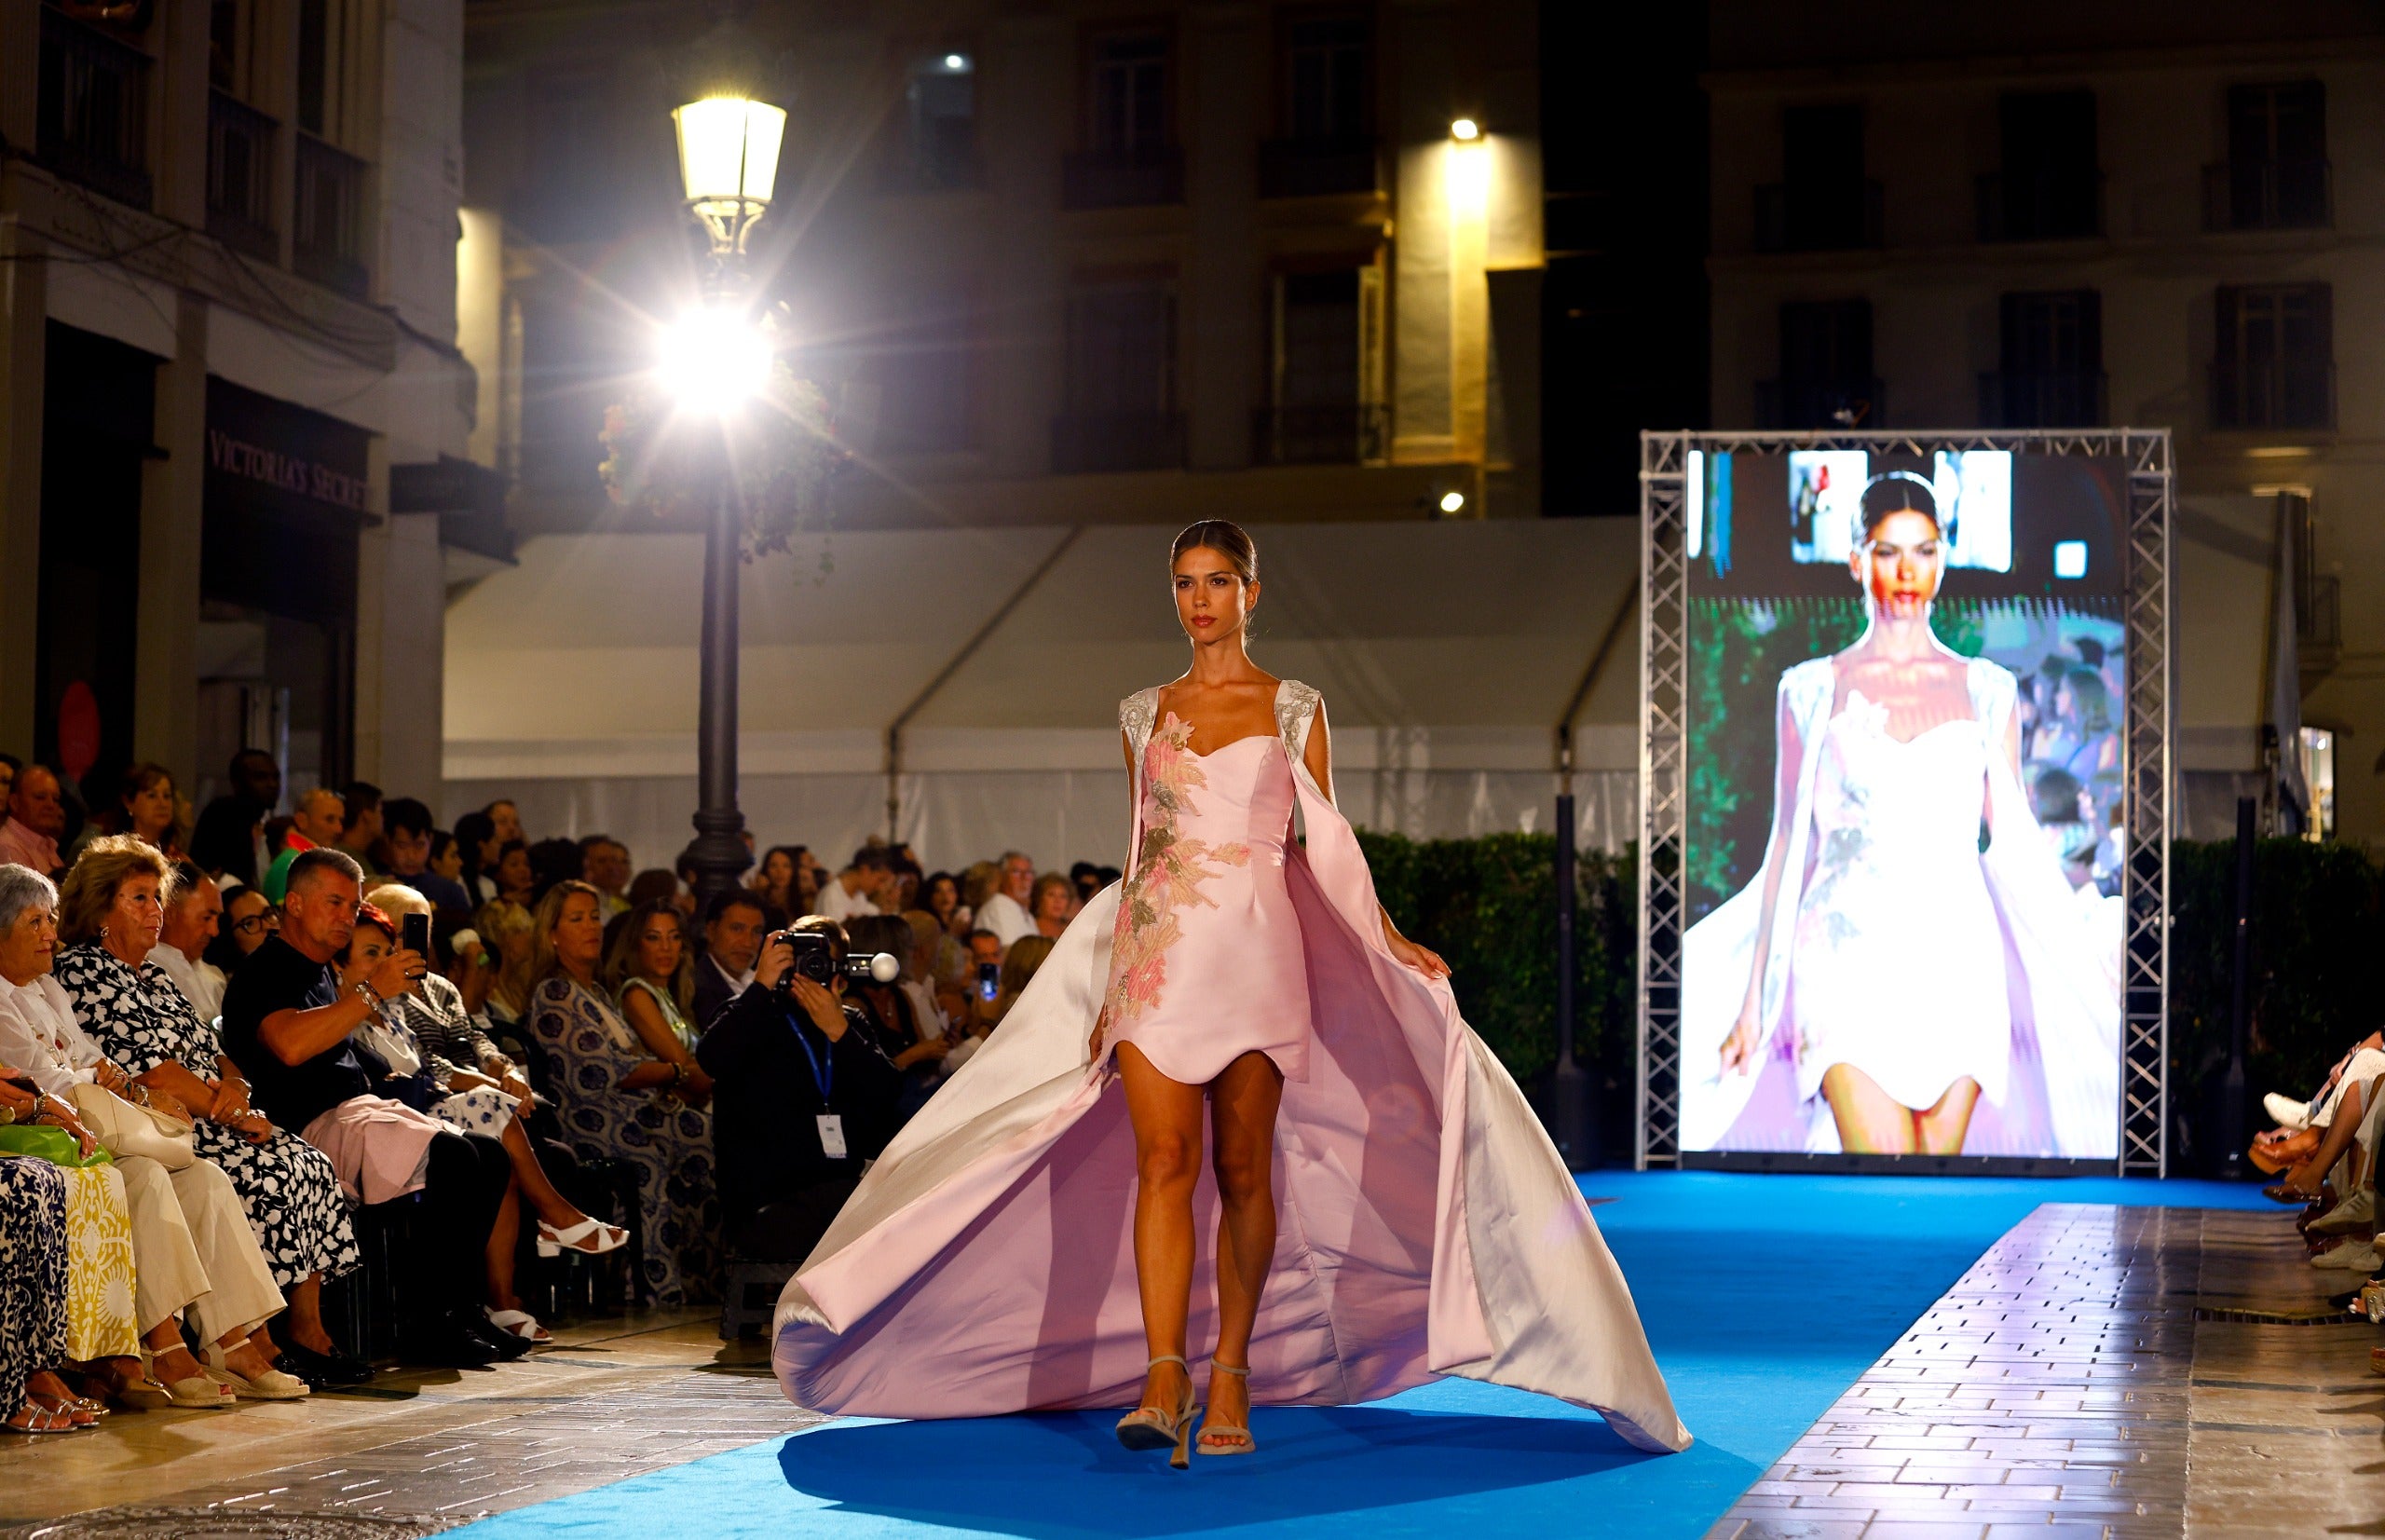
[{"left": 1679, "top": 449, "right": 2125, "bottom": 1160}]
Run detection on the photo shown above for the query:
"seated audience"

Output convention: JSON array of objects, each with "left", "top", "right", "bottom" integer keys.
[
  {"left": 627, "top": 867, "right": 683, "bottom": 917},
  {"left": 979, "top": 934, "right": 1056, "bottom": 1034},
  {"left": 486, "top": 799, "right": 525, "bottom": 847},
  {"left": 189, "top": 749, "right": 281, "bottom": 889},
  {"left": 606, "top": 901, "right": 710, "bottom": 1101},
  {"left": 207, "top": 881, "right": 278, "bottom": 982},
  {"left": 493, "top": 838, "right": 536, "bottom": 906},
  {"left": 150, "top": 863, "right": 228, "bottom": 1023},
  {"left": 0, "top": 753, "right": 16, "bottom": 815},
  {"left": 0, "top": 1152, "right": 84, "bottom": 1433},
  {"left": 921, "top": 872, "right": 964, "bottom": 939},
  {"left": 845, "top": 915, "right": 951, "bottom": 1124},
  {"left": 1070, "top": 861, "right": 1103, "bottom": 906},
  {"left": 335, "top": 782, "right": 383, "bottom": 876},
  {"left": 260, "top": 788, "right": 347, "bottom": 904},
  {"left": 454, "top": 811, "right": 499, "bottom": 908},
  {"left": 477, "top": 898, "right": 538, "bottom": 1044},
  {"left": 526, "top": 880, "right": 718, "bottom": 1307},
  {"left": 696, "top": 917, "right": 901, "bottom": 1263},
  {"left": 342, "top": 896, "right": 625, "bottom": 1344},
  {"left": 50, "top": 838, "right": 370, "bottom": 1387},
  {"left": 579, "top": 836, "right": 634, "bottom": 918},
  {"left": 379, "top": 798, "right": 472, "bottom": 915},
  {"left": 102, "top": 763, "right": 184, "bottom": 859},
  {"left": 813, "top": 846, "right": 893, "bottom": 922},
  {"left": 750, "top": 845, "right": 807, "bottom": 918},
  {"left": 1029, "top": 872, "right": 1075, "bottom": 939},
  {"left": 0, "top": 864, "right": 307, "bottom": 1404},
  {"left": 694, "top": 889, "right": 769, "bottom": 1030},
  {"left": 976, "top": 852, "right": 1038, "bottom": 947},
  {"left": 218, "top": 848, "right": 519, "bottom": 1368},
  {"left": 525, "top": 838, "right": 587, "bottom": 903},
  {"left": 0, "top": 765, "right": 67, "bottom": 879}
]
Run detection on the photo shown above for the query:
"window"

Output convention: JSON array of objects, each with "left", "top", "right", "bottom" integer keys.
[
  {"left": 1756, "top": 104, "right": 1879, "bottom": 252},
  {"left": 1055, "top": 279, "right": 1181, "bottom": 471},
  {"left": 1256, "top": 268, "right": 1384, "bottom": 462},
  {"left": 2215, "top": 284, "right": 2332, "bottom": 429},
  {"left": 2210, "top": 81, "right": 2328, "bottom": 229},
  {"left": 1983, "top": 90, "right": 2098, "bottom": 240},
  {"left": 1089, "top": 34, "right": 1167, "bottom": 155},
  {"left": 294, "top": 0, "right": 371, "bottom": 148},
  {"left": 873, "top": 296, "right": 976, "bottom": 456},
  {"left": 1763, "top": 299, "right": 1876, "bottom": 429},
  {"left": 296, "top": 0, "right": 326, "bottom": 134},
  {"left": 1986, "top": 291, "right": 2103, "bottom": 427},
  {"left": 896, "top": 52, "right": 977, "bottom": 190},
  {"left": 1285, "top": 17, "right": 1367, "bottom": 143}
]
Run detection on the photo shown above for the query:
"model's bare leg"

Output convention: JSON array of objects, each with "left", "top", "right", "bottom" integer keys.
[
  {"left": 1203, "top": 1049, "right": 1282, "bottom": 1451},
  {"left": 1914, "top": 1077, "right": 1983, "bottom": 1155},
  {"left": 1118, "top": 1042, "right": 1205, "bottom": 1416},
  {"left": 1821, "top": 1064, "right": 1918, "bottom": 1154}
]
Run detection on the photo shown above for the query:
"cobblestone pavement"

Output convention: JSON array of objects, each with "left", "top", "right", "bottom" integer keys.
[
  {"left": 1705, "top": 1203, "right": 2385, "bottom": 1540},
  {"left": 0, "top": 1311, "right": 821, "bottom": 1537}
]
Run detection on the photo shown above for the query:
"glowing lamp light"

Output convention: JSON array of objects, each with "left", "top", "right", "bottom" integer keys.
[
  {"left": 1449, "top": 117, "right": 1480, "bottom": 142},
  {"left": 673, "top": 95, "right": 787, "bottom": 254},
  {"left": 1438, "top": 490, "right": 1468, "bottom": 515},
  {"left": 944, "top": 52, "right": 968, "bottom": 71},
  {"left": 660, "top": 308, "right": 773, "bottom": 416},
  {"left": 2052, "top": 540, "right": 2088, "bottom": 579}
]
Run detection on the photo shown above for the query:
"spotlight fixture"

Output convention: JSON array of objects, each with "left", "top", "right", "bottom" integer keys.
[
  {"left": 1449, "top": 117, "right": 1480, "bottom": 142},
  {"left": 1438, "top": 489, "right": 1468, "bottom": 515}
]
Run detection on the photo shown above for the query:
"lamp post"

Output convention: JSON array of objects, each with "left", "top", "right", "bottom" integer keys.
[{"left": 668, "top": 92, "right": 786, "bottom": 916}]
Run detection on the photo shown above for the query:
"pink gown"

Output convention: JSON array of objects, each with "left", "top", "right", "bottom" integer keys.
[{"left": 770, "top": 680, "right": 1689, "bottom": 1454}]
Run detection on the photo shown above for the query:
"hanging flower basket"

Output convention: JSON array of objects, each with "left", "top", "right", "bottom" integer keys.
[{"left": 597, "top": 357, "right": 848, "bottom": 563}]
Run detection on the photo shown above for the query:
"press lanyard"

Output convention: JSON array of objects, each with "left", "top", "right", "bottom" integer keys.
[{"left": 787, "top": 1012, "right": 834, "bottom": 1109}]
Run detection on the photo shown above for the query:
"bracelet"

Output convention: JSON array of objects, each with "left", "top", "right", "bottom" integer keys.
[
  {"left": 668, "top": 1061, "right": 686, "bottom": 1086},
  {"left": 352, "top": 978, "right": 384, "bottom": 1007},
  {"left": 0, "top": 1104, "right": 15, "bottom": 1126}
]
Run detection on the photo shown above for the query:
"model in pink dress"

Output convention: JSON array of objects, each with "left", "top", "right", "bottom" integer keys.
[{"left": 770, "top": 522, "right": 1688, "bottom": 1465}]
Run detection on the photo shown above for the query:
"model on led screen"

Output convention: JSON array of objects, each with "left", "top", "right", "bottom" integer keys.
[{"left": 1698, "top": 473, "right": 2119, "bottom": 1157}]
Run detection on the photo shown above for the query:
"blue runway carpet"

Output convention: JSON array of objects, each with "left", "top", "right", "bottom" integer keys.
[{"left": 456, "top": 1173, "right": 2272, "bottom": 1540}]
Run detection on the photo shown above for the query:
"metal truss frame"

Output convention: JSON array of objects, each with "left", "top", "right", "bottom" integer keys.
[{"left": 1635, "top": 429, "right": 2173, "bottom": 1175}]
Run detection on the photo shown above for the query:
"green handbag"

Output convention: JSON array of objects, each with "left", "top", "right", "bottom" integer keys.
[{"left": 0, "top": 1124, "right": 115, "bottom": 1168}]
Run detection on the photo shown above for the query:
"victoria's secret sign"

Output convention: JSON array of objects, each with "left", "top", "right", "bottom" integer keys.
[{"left": 204, "top": 378, "right": 373, "bottom": 523}]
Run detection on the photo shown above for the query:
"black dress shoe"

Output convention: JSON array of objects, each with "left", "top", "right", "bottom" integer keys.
[
  {"left": 279, "top": 1342, "right": 375, "bottom": 1387},
  {"left": 398, "top": 1321, "right": 501, "bottom": 1370},
  {"left": 463, "top": 1315, "right": 534, "bottom": 1361}
]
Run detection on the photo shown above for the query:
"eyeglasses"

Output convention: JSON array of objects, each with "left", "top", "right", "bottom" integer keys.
[{"left": 233, "top": 913, "right": 279, "bottom": 935}]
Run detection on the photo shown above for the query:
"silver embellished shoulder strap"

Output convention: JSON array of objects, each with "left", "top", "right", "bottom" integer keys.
[
  {"left": 1120, "top": 687, "right": 1162, "bottom": 765},
  {"left": 1274, "top": 678, "right": 1322, "bottom": 765}
]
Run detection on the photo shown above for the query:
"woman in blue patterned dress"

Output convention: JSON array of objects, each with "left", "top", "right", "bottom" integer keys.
[
  {"left": 526, "top": 880, "right": 717, "bottom": 1306},
  {"left": 0, "top": 1154, "right": 75, "bottom": 1433}
]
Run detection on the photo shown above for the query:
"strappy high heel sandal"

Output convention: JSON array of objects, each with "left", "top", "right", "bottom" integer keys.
[
  {"left": 1114, "top": 1354, "right": 1198, "bottom": 1470},
  {"left": 1196, "top": 1362, "right": 1255, "bottom": 1456}
]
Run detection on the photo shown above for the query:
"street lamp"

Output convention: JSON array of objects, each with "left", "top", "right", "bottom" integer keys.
[{"left": 670, "top": 90, "right": 785, "bottom": 915}]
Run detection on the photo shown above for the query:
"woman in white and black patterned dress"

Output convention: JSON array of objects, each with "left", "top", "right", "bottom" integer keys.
[
  {"left": 0, "top": 1155, "right": 74, "bottom": 1432},
  {"left": 50, "top": 849, "right": 370, "bottom": 1386}
]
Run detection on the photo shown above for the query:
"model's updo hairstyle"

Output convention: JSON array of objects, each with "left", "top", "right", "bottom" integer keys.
[
  {"left": 1857, "top": 472, "right": 1941, "bottom": 539},
  {"left": 1169, "top": 520, "right": 1259, "bottom": 584}
]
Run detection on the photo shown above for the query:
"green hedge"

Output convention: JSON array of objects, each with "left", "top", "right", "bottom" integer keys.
[{"left": 1360, "top": 827, "right": 2384, "bottom": 1170}]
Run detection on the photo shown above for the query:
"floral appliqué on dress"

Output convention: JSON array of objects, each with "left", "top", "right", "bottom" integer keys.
[{"left": 1106, "top": 713, "right": 1252, "bottom": 1030}]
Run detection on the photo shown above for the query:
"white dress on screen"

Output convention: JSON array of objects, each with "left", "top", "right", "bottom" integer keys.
[
  {"left": 1682, "top": 655, "right": 2120, "bottom": 1157},
  {"left": 1787, "top": 689, "right": 2010, "bottom": 1110}
]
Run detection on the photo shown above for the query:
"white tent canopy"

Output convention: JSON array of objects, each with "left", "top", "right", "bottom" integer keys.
[{"left": 443, "top": 520, "right": 1642, "bottom": 876}]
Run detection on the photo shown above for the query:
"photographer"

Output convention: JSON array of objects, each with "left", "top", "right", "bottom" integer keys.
[{"left": 695, "top": 916, "right": 901, "bottom": 1263}]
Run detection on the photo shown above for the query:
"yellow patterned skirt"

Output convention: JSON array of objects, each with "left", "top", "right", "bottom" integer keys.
[{"left": 55, "top": 1165, "right": 139, "bottom": 1361}]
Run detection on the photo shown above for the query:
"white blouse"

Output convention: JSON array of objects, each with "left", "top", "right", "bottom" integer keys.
[{"left": 0, "top": 972, "right": 109, "bottom": 1097}]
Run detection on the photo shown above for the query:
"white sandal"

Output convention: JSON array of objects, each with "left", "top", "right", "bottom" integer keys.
[
  {"left": 484, "top": 1307, "right": 553, "bottom": 1345},
  {"left": 536, "top": 1217, "right": 628, "bottom": 1258}
]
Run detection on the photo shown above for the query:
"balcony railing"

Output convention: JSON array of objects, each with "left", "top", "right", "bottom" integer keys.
[
  {"left": 2213, "top": 358, "right": 2334, "bottom": 431},
  {"left": 207, "top": 90, "right": 278, "bottom": 261},
  {"left": 36, "top": 4, "right": 152, "bottom": 210},
  {"left": 1975, "top": 170, "right": 2102, "bottom": 242},
  {"left": 1062, "top": 145, "right": 1184, "bottom": 210},
  {"left": 1250, "top": 404, "right": 1387, "bottom": 465},
  {"left": 2203, "top": 158, "right": 2332, "bottom": 231},
  {"left": 293, "top": 132, "right": 371, "bottom": 299},
  {"left": 1753, "top": 179, "right": 1883, "bottom": 252},
  {"left": 1051, "top": 410, "right": 1185, "bottom": 472},
  {"left": 1257, "top": 136, "right": 1380, "bottom": 198},
  {"left": 1978, "top": 369, "right": 2107, "bottom": 429},
  {"left": 1755, "top": 377, "right": 1885, "bottom": 429}
]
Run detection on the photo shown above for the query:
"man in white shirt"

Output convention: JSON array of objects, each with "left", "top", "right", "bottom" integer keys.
[
  {"left": 151, "top": 863, "right": 230, "bottom": 1024},
  {"left": 976, "top": 852, "right": 1038, "bottom": 948},
  {"left": 814, "top": 847, "right": 893, "bottom": 922}
]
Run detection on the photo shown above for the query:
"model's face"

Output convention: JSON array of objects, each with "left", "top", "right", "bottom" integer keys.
[
  {"left": 109, "top": 873, "right": 167, "bottom": 955},
  {"left": 225, "top": 892, "right": 277, "bottom": 954},
  {"left": 1853, "top": 510, "right": 1943, "bottom": 620},
  {"left": 1173, "top": 546, "right": 1256, "bottom": 647},
  {"left": 552, "top": 893, "right": 606, "bottom": 966},
  {"left": 127, "top": 776, "right": 175, "bottom": 838},
  {"left": 707, "top": 906, "right": 766, "bottom": 974},
  {"left": 0, "top": 903, "right": 57, "bottom": 985},
  {"left": 636, "top": 913, "right": 684, "bottom": 978}
]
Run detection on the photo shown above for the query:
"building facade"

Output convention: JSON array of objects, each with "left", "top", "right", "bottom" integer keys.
[
  {"left": 459, "top": 0, "right": 1546, "bottom": 542},
  {"left": 0, "top": 0, "right": 484, "bottom": 813},
  {"left": 1705, "top": 2, "right": 2385, "bottom": 850}
]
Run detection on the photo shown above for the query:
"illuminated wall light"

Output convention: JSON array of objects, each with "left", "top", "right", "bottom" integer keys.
[
  {"left": 1438, "top": 490, "right": 1467, "bottom": 515},
  {"left": 1449, "top": 117, "right": 1480, "bottom": 141},
  {"left": 944, "top": 53, "right": 968, "bottom": 71}
]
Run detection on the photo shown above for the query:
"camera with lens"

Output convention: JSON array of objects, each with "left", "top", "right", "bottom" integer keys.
[{"left": 770, "top": 930, "right": 900, "bottom": 990}]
